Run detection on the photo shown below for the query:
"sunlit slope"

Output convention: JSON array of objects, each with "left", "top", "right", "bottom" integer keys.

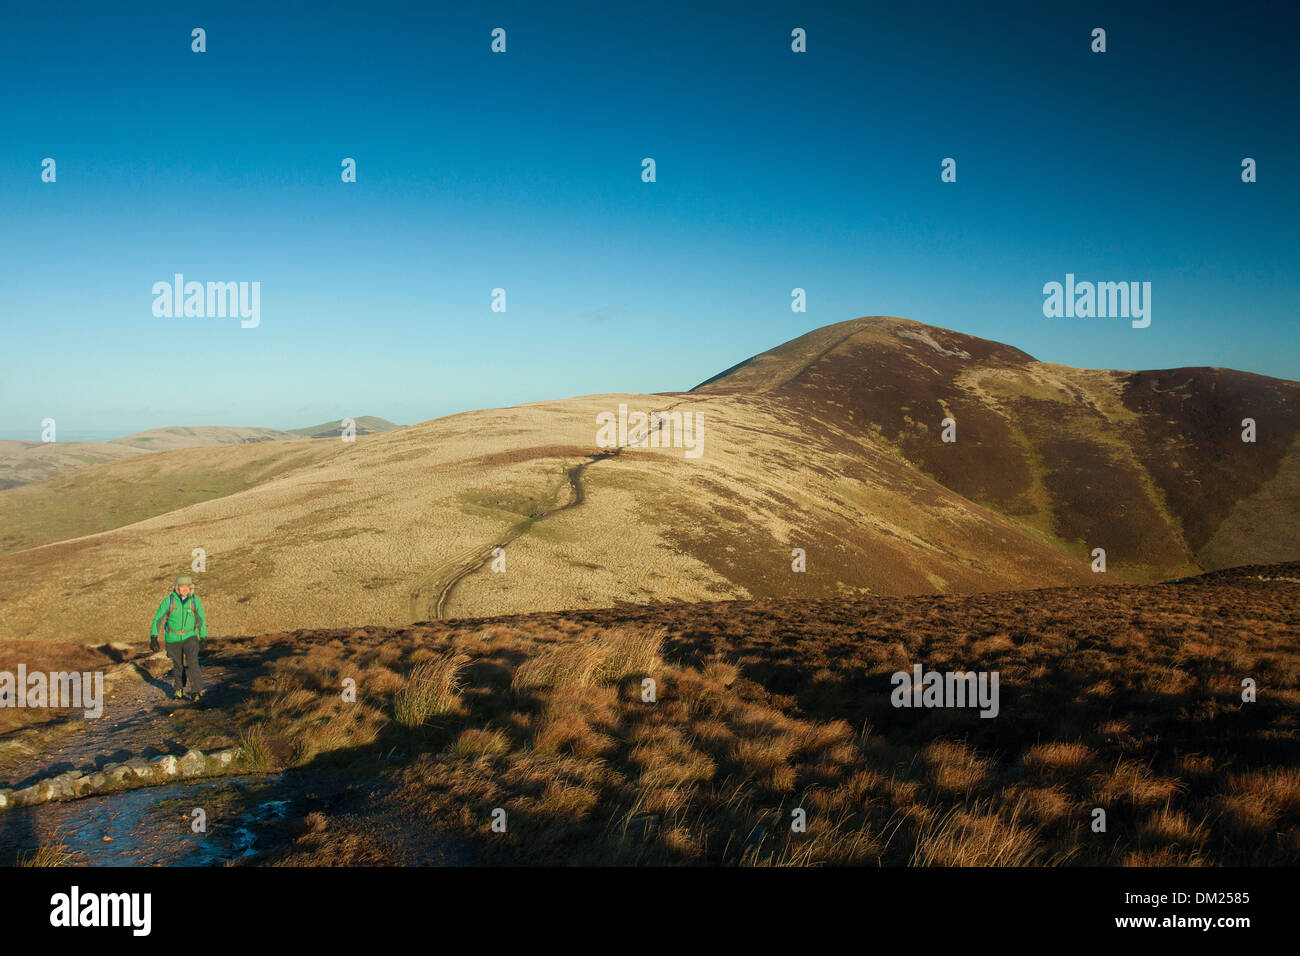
[
  {"left": 0, "top": 438, "right": 348, "bottom": 557},
  {"left": 445, "top": 391, "right": 1097, "bottom": 619},
  {"left": 0, "top": 427, "right": 298, "bottom": 489},
  {"left": 695, "top": 316, "right": 1300, "bottom": 578},
  {"left": 0, "top": 440, "right": 147, "bottom": 490},
  {"left": 0, "top": 391, "right": 1095, "bottom": 645}
]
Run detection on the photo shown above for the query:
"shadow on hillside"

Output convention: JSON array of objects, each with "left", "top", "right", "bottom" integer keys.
[
  {"left": 0, "top": 803, "right": 39, "bottom": 865},
  {"left": 95, "top": 568, "right": 1298, "bottom": 866}
]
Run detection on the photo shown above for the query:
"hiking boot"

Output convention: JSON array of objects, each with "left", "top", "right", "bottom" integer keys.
[
  {"left": 191, "top": 691, "right": 204, "bottom": 702},
  {"left": 173, "top": 689, "right": 184, "bottom": 700}
]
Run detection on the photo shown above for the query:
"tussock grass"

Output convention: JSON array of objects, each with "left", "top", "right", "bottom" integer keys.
[
  {"left": 237, "top": 725, "right": 278, "bottom": 772},
  {"left": 512, "top": 625, "right": 663, "bottom": 694},
  {"left": 394, "top": 654, "right": 469, "bottom": 728},
  {"left": 1217, "top": 767, "right": 1300, "bottom": 835},
  {"left": 597, "top": 626, "right": 665, "bottom": 682},
  {"left": 1138, "top": 804, "right": 1210, "bottom": 847},
  {"left": 1023, "top": 741, "right": 1097, "bottom": 777},
  {"left": 17, "top": 831, "right": 81, "bottom": 867},
  {"left": 909, "top": 799, "right": 1054, "bottom": 867},
  {"left": 1228, "top": 766, "right": 1300, "bottom": 813},
  {"left": 512, "top": 642, "right": 610, "bottom": 693},
  {"left": 702, "top": 659, "right": 740, "bottom": 686},
  {"left": 922, "top": 739, "right": 992, "bottom": 794},
  {"left": 1095, "top": 759, "right": 1184, "bottom": 808},
  {"left": 533, "top": 707, "right": 609, "bottom": 758},
  {"left": 0, "top": 739, "right": 36, "bottom": 779},
  {"left": 452, "top": 727, "right": 511, "bottom": 757}
]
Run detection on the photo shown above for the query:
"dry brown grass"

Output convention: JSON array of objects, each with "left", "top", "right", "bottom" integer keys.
[
  {"left": 1094, "top": 759, "right": 1184, "bottom": 809},
  {"left": 175, "top": 563, "right": 1299, "bottom": 866},
  {"left": 922, "top": 739, "right": 992, "bottom": 794},
  {"left": 394, "top": 654, "right": 469, "bottom": 728},
  {"left": 1138, "top": 805, "right": 1210, "bottom": 848},
  {"left": 512, "top": 642, "right": 611, "bottom": 694},
  {"left": 598, "top": 625, "right": 665, "bottom": 682},
  {"left": 452, "top": 727, "right": 511, "bottom": 758},
  {"left": 238, "top": 725, "right": 278, "bottom": 772},
  {"left": 1217, "top": 767, "right": 1300, "bottom": 836},
  {"left": 17, "top": 831, "right": 82, "bottom": 867},
  {"left": 0, "top": 378, "right": 1117, "bottom": 651},
  {"left": 1023, "top": 741, "right": 1097, "bottom": 778},
  {"left": 909, "top": 799, "right": 1056, "bottom": 866},
  {"left": 511, "top": 625, "right": 662, "bottom": 694}
]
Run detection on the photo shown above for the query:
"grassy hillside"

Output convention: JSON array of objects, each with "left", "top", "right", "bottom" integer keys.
[
  {"left": 0, "top": 440, "right": 147, "bottom": 490},
  {"left": 0, "top": 439, "right": 350, "bottom": 556},
  {"left": 0, "top": 420, "right": 401, "bottom": 489},
  {"left": 0, "top": 391, "right": 1096, "bottom": 646}
]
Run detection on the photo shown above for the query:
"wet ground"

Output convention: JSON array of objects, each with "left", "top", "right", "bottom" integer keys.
[
  {"left": 0, "top": 644, "right": 425, "bottom": 867},
  {"left": 0, "top": 774, "right": 293, "bottom": 866}
]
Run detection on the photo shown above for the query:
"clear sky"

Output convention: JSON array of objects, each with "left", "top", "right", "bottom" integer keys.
[{"left": 2, "top": 0, "right": 1297, "bottom": 439}]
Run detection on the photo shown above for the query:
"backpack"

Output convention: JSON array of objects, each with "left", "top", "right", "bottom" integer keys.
[{"left": 162, "top": 590, "right": 205, "bottom": 639}]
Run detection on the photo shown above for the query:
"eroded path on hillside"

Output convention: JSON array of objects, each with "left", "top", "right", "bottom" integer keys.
[
  {"left": 0, "top": 654, "right": 246, "bottom": 793},
  {"left": 0, "top": 648, "right": 324, "bottom": 866},
  {"left": 408, "top": 449, "right": 620, "bottom": 621},
  {"left": 0, "top": 645, "right": 470, "bottom": 866},
  {"left": 408, "top": 397, "right": 697, "bottom": 621}
]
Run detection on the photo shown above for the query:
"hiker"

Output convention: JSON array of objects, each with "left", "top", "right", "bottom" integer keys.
[{"left": 149, "top": 574, "right": 208, "bottom": 701}]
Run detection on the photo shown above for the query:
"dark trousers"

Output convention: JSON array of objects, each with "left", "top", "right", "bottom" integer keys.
[{"left": 165, "top": 637, "right": 203, "bottom": 694}]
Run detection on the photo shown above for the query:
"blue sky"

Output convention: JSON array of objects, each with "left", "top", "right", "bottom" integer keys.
[{"left": 2, "top": 0, "right": 1297, "bottom": 439}]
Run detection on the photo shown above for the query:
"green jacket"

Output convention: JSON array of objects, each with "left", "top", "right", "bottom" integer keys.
[{"left": 151, "top": 592, "right": 207, "bottom": 643}]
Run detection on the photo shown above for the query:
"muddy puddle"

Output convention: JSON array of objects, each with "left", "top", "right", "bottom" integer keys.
[{"left": 0, "top": 774, "right": 293, "bottom": 866}]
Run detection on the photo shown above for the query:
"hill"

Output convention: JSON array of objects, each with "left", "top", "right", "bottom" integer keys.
[
  {"left": 0, "top": 418, "right": 402, "bottom": 489},
  {"left": 286, "top": 416, "right": 401, "bottom": 439},
  {"left": 695, "top": 316, "right": 1300, "bottom": 578},
  {"left": 0, "top": 390, "right": 1095, "bottom": 645},
  {"left": 0, "top": 440, "right": 148, "bottom": 491},
  {"left": 110, "top": 425, "right": 301, "bottom": 450}
]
